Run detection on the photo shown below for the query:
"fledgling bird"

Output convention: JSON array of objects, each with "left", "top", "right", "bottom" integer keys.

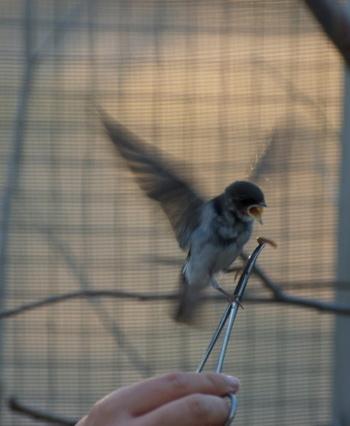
[{"left": 100, "top": 111, "right": 266, "bottom": 324}]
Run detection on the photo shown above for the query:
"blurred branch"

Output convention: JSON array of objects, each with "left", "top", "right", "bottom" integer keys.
[
  {"left": 31, "top": 0, "right": 87, "bottom": 63},
  {"left": 302, "top": 0, "right": 350, "bottom": 67},
  {"left": 146, "top": 252, "right": 350, "bottom": 313},
  {"left": 239, "top": 251, "right": 284, "bottom": 297},
  {"left": 0, "top": 0, "right": 34, "bottom": 329},
  {"left": 1, "top": 0, "right": 89, "bottom": 289},
  {"left": 0, "top": 0, "right": 34, "bottom": 390},
  {"left": 252, "top": 57, "right": 334, "bottom": 131},
  {"left": 1, "top": 286, "right": 350, "bottom": 320},
  {"left": 0, "top": 289, "right": 176, "bottom": 319},
  {"left": 8, "top": 397, "right": 76, "bottom": 426},
  {"left": 240, "top": 250, "right": 350, "bottom": 315},
  {"left": 20, "top": 222, "right": 153, "bottom": 377},
  {"left": 247, "top": 294, "right": 350, "bottom": 316},
  {"left": 0, "top": 0, "right": 91, "bottom": 385}
]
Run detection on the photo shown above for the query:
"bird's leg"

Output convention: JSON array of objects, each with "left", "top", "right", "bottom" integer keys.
[
  {"left": 210, "top": 277, "right": 244, "bottom": 309},
  {"left": 224, "top": 257, "right": 251, "bottom": 281},
  {"left": 210, "top": 276, "right": 231, "bottom": 298}
]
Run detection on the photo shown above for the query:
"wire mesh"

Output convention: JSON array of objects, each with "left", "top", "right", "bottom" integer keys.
[{"left": 0, "top": 0, "right": 343, "bottom": 424}]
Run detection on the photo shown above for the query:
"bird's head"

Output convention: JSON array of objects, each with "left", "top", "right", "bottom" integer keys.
[{"left": 225, "top": 181, "right": 266, "bottom": 224}]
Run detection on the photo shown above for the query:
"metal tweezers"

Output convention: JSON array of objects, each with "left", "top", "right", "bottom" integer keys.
[{"left": 196, "top": 239, "right": 267, "bottom": 425}]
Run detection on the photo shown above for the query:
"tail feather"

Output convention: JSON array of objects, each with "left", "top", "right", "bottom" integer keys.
[{"left": 174, "top": 270, "right": 202, "bottom": 324}]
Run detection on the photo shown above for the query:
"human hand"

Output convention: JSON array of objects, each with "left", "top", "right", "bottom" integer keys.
[{"left": 76, "top": 372, "right": 240, "bottom": 426}]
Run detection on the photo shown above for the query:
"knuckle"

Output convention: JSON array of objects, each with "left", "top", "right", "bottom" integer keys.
[
  {"left": 164, "top": 373, "right": 188, "bottom": 393},
  {"left": 187, "top": 394, "right": 210, "bottom": 420}
]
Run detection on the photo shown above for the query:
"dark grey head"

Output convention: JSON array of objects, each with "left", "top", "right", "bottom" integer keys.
[{"left": 225, "top": 181, "right": 266, "bottom": 223}]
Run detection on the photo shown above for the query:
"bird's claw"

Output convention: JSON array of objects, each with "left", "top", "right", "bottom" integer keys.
[
  {"left": 224, "top": 266, "right": 243, "bottom": 281},
  {"left": 226, "top": 295, "right": 244, "bottom": 310},
  {"left": 212, "top": 284, "right": 239, "bottom": 305},
  {"left": 214, "top": 285, "right": 245, "bottom": 309}
]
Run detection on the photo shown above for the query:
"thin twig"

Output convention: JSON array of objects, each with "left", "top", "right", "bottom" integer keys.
[
  {"left": 239, "top": 251, "right": 284, "bottom": 297},
  {"left": 246, "top": 294, "right": 350, "bottom": 316},
  {"left": 8, "top": 397, "right": 77, "bottom": 426},
  {"left": 0, "top": 0, "right": 91, "bottom": 389},
  {"left": 252, "top": 57, "right": 339, "bottom": 138},
  {"left": 21, "top": 222, "right": 153, "bottom": 377},
  {"left": 0, "top": 0, "right": 34, "bottom": 344},
  {"left": 31, "top": 0, "right": 87, "bottom": 63},
  {"left": 240, "top": 251, "right": 350, "bottom": 315},
  {"left": 0, "top": 0, "right": 88, "bottom": 292}
]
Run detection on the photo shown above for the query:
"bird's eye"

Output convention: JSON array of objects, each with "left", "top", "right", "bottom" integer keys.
[{"left": 239, "top": 197, "right": 250, "bottom": 205}]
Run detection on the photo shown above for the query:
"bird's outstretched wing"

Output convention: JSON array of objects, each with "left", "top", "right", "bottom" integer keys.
[{"left": 100, "top": 110, "right": 206, "bottom": 250}]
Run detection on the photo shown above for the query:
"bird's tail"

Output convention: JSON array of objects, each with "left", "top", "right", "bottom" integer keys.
[{"left": 173, "top": 269, "right": 203, "bottom": 324}]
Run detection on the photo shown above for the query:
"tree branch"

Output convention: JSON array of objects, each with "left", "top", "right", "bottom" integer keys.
[
  {"left": 1, "top": 287, "right": 350, "bottom": 320},
  {"left": 239, "top": 251, "right": 284, "bottom": 297},
  {"left": 15, "top": 221, "right": 153, "bottom": 377},
  {"left": 302, "top": 0, "right": 350, "bottom": 67},
  {"left": 247, "top": 294, "right": 350, "bottom": 316},
  {"left": 0, "top": 289, "right": 176, "bottom": 319}
]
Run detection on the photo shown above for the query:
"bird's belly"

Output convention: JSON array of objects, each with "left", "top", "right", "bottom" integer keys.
[
  {"left": 210, "top": 243, "right": 238, "bottom": 273},
  {"left": 185, "top": 225, "right": 251, "bottom": 287},
  {"left": 185, "top": 241, "right": 239, "bottom": 287}
]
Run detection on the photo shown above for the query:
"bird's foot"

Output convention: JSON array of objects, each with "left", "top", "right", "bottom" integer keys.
[
  {"left": 210, "top": 278, "right": 244, "bottom": 309},
  {"left": 226, "top": 294, "right": 244, "bottom": 310},
  {"left": 224, "top": 266, "right": 243, "bottom": 281}
]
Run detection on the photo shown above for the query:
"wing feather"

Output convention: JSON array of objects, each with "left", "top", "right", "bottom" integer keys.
[{"left": 100, "top": 111, "right": 205, "bottom": 250}]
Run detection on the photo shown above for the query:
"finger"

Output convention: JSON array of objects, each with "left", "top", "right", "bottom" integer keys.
[
  {"left": 75, "top": 415, "right": 87, "bottom": 426},
  {"left": 116, "top": 372, "right": 239, "bottom": 416},
  {"left": 137, "top": 393, "right": 230, "bottom": 426}
]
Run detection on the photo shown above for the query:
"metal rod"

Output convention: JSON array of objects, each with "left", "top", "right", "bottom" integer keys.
[
  {"left": 197, "top": 241, "right": 267, "bottom": 372},
  {"left": 216, "top": 302, "right": 239, "bottom": 373},
  {"left": 224, "top": 394, "right": 237, "bottom": 426},
  {"left": 196, "top": 304, "right": 231, "bottom": 372},
  {"left": 196, "top": 240, "right": 268, "bottom": 425},
  {"left": 234, "top": 242, "right": 267, "bottom": 300}
]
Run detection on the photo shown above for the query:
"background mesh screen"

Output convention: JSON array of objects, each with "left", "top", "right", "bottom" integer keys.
[{"left": 0, "top": 1, "right": 343, "bottom": 424}]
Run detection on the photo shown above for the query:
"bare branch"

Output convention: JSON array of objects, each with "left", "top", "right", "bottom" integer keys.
[
  {"left": 1, "top": 287, "right": 350, "bottom": 320},
  {"left": 239, "top": 251, "right": 350, "bottom": 314},
  {"left": 239, "top": 251, "right": 283, "bottom": 297},
  {"left": 31, "top": 224, "right": 154, "bottom": 377},
  {"left": 0, "top": 289, "right": 176, "bottom": 319},
  {"left": 31, "top": 0, "right": 88, "bottom": 63},
  {"left": 144, "top": 252, "right": 350, "bottom": 314},
  {"left": 1, "top": 0, "right": 89, "bottom": 291},
  {"left": 302, "top": 0, "right": 350, "bottom": 67},
  {"left": 8, "top": 397, "right": 77, "bottom": 425},
  {"left": 247, "top": 294, "right": 350, "bottom": 316},
  {"left": 0, "top": 0, "right": 34, "bottom": 346},
  {"left": 0, "top": 0, "right": 93, "bottom": 389}
]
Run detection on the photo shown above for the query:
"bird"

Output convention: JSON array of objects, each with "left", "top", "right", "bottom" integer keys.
[{"left": 100, "top": 110, "right": 267, "bottom": 324}]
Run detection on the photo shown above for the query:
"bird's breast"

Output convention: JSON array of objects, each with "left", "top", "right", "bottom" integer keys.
[
  {"left": 185, "top": 212, "right": 253, "bottom": 284},
  {"left": 210, "top": 222, "right": 252, "bottom": 272}
]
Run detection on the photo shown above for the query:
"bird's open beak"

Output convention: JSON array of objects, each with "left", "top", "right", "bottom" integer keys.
[{"left": 248, "top": 203, "right": 266, "bottom": 224}]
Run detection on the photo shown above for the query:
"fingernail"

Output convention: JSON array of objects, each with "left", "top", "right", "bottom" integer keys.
[{"left": 225, "top": 375, "right": 240, "bottom": 391}]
